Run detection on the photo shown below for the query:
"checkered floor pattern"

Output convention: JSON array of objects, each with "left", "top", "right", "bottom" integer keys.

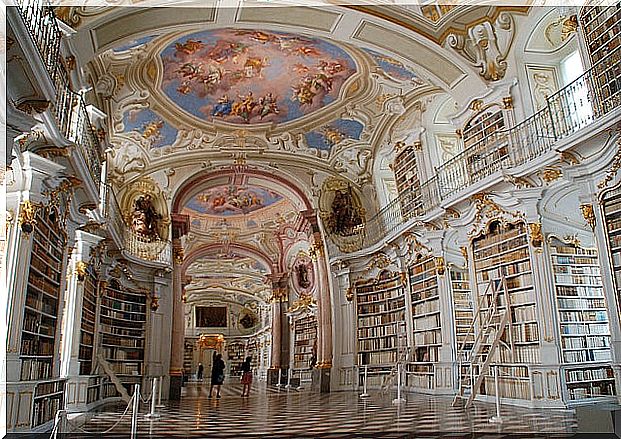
[{"left": 68, "top": 381, "right": 579, "bottom": 438}]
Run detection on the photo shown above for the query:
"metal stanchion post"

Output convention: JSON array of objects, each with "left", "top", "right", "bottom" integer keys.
[
  {"left": 285, "top": 368, "right": 292, "bottom": 389},
  {"left": 360, "top": 365, "right": 369, "bottom": 398},
  {"left": 392, "top": 363, "right": 406, "bottom": 405},
  {"left": 276, "top": 368, "right": 284, "bottom": 387},
  {"left": 489, "top": 365, "right": 503, "bottom": 424},
  {"left": 156, "top": 377, "right": 165, "bottom": 408},
  {"left": 131, "top": 384, "right": 140, "bottom": 439},
  {"left": 146, "top": 377, "right": 160, "bottom": 419}
]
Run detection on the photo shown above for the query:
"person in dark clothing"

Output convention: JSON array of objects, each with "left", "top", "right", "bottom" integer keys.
[
  {"left": 240, "top": 356, "right": 253, "bottom": 397},
  {"left": 197, "top": 363, "right": 204, "bottom": 381},
  {"left": 209, "top": 353, "right": 225, "bottom": 399}
]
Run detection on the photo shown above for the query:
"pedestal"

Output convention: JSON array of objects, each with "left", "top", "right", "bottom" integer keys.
[{"left": 169, "top": 375, "right": 182, "bottom": 400}]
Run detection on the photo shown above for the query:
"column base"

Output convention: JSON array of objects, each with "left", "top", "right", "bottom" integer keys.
[
  {"left": 169, "top": 375, "right": 182, "bottom": 400},
  {"left": 311, "top": 367, "right": 331, "bottom": 393}
]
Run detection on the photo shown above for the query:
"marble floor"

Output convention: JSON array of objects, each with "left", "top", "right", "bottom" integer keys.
[{"left": 66, "top": 381, "right": 583, "bottom": 438}]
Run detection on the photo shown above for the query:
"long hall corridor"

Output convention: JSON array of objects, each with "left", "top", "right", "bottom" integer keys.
[{"left": 66, "top": 382, "right": 581, "bottom": 438}]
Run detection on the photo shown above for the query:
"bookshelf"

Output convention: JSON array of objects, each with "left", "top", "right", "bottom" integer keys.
[
  {"left": 602, "top": 183, "right": 621, "bottom": 327},
  {"left": 183, "top": 339, "right": 194, "bottom": 377},
  {"left": 550, "top": 238, "right": 612, "bottom": 365},
  {"left": 293, "top": 314, "right": 317, "bottom": 369},
  {"left": 471, "top": 220, "right": 539, "bottom": 400},
  {"left": 463, "top": 108, "right": 508, "bottom": 181},
  {"left": 32, "top": 378, "right": 66, "bottom": 428},
  {"left": 392, "top": 144, "right": 421, "bottom": 218},
  {"left": 355, "top": 270, "right": 406, "bottom": 386},
  {"left": 86, "top": 376, "right": 101, "bottom": 405},
  {"left": 409, "top": 256, "right": 441, "bottom": 363},
  {"left": 79, "top": 266, "right": 98, "bottom": 375},
  {"left": 99, "top": 280, "right": 146, "bottom": 386},
  {"left": 450, "top": 266, "right": 474, "bottom": 354},
  {"left": 21, "top": 206, "right": 66, "bottom": 382},
  {"left": 579, "top": 5, "right": 621, "bottom": 113},
  {"left": 564, "top": 365, "right": 616, "bottom": 401},
  {"left": 226, "top": 341, "right": 247, "bottom": 376}
]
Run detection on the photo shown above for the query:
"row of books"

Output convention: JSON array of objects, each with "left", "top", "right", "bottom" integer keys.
[
  {"left": 101, "top": 334, "right": 144, "bottom": 348},
  {"left": 555, "top": 274, "right": 602, "bottom": 285},
  {"left": 101, "top": 297, "right": 146, "bottom": 313},
  {"left": 413, "top": 329, "right": 441, "bottom": 345},
  {"left": 553, "top": 265, "right": 601, "bottom": 276},
  {"left": 23, "top": 312, "right": 55, "bottom": 336},
  {"left": 355, "top": 279, "right": 402, "bottom": 294},
  {"left": 104, "top": 286, "right": 147, "bottom": 303},
  {"left": 358, "top": 324, "right": 403, "bottom": 338},
  {"left": 563, "top": 350, "right": 612, "bottom": 363},
  {"left": 358, "top": 312, "right": 405, "bottom": 327},
  {"left": 31, "top": 243, "right": 62, "bottom": 269},
  {"left": 25, "top": 292, "right": 59, "bottom": 316},
  {"left": 98, "top": 323, "right": 144, "bottom": 337},
  {"left": 411, "top": 289, "right": 439, "bottom": 302},
  {"left": 474, "top": 234, "right": 528, "bottom": 260},
  {"left": 358, "top": 299, "right": 405, "bottom": 315},
  {"left": 561, "top": 322, "right": 610, "bottom": 334},
  {"left": 358, "top": 336, "right": 402, "bottom": 352},
  {"left": 511, "top": 323, "right": 540, "bottom": 343},
  {"left": 29, "top": 258, "right": 62, "bottom": 284},
  {"left": 412, "top": 300, "right": 439, "bottom": 315},
  {"left": 556, "top": 285, "right": 605, "bottom": 297},
  {"left": 562, "top": 335, "right": 610, "bottom": 349},
  {"left": 568, "top": 383, "right": 616, "bottom": 400},
  {"left": 100, "top": 347, "right": 143, "bottom": 360},
  {"left": 472, "top": 224, "right": 522, "bottom": 249},
  {"left": 552, "top": 245, "right": 598, "bottom": 256},
  {"left": 108, "top": 363, "right": 142, "bottom": 375},
  {"left": 511, "top": 305, "right": 537, "bottom": 322},
  {"left": 358, "top": 350, "right": 397, "bottom": 365},
  {"left": 559, "top": 310, "right": 608, "bottom": 322},
  {"left": 356, "top": 290, "right": 403, "bottom": 303},
  {"left": 413, "top": 314, "right": 440, "bottom": 331},
  {"left": 483, "top": 376, "right": 530, "bottom": 400},
  {"left": 99, "top": 307, "right": 146, "bottom": 322},
  {"left": 558, "top": 297, "right": 607, "bottom": 309},
  {"left": 21, "top": 358, "right": 53, "bottom": 381},
  {"left": 28, "top": 274, "right": 61, "bottom": 297},
  {"left": 475, "top": 247, "right": 530, "bottom": 271},
  {"left": 32, "top": 394, "right": 63, "bottom": 428},
  {"left": 22, "top": 337, "right": 55, "bottom": 356},
  {"left": 566, "top": 366, "right": 615, "bottom": 383}
]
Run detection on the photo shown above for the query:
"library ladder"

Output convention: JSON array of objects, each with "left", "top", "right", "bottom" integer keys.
[
  {"left": 380, "top": 346, "right": 413, "bottom": 394},
  {"left": 96, "top": 354, "right": 132, "bottom": 403},
  {"left": 452, "top": 277, "right": 511, "bottom": 408}
]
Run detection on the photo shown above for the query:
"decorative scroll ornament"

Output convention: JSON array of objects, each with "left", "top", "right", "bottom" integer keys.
[
  {"left": 434, "top": 256, "right": 446, "bottom": 276},
  {"left": 270, "top": 287, "right": 288, "bottom": 303},
  {"left": 597, "top": 129, "right": 621, "bottom": 189},
  {"left": 150, "top": 295, "right": 160, "bottom": 311},
  {"left": 447, "top": 12, "right": 515, "bottom": 81},
  {"left": 197, "top": 334, "right": 224, "bottom": 350},
  {"left": 360, "top": 252, "right": 392, "bottom": 278},
  {"left": 528, "top": 223, "right": 544, "bottom": 249},
  {"left": 469, "top": 193, "right": 524, "bottom": 239},
  {"left": 580, "top": 204, "right": 596, "bottom": 230},
  {"left": 345, "top": 286, "right": 354, "bottom": 302},
  {"left": 18, "top": 200, "right": 39, "bottom": 235},
  {"left": 287, "top": 295, "right": 317, "bottom": 313}
]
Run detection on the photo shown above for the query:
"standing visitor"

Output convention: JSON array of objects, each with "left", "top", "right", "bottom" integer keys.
[
  {"left": 197, "top": 362, "right": 204, "bottom": 381},
  {"left": 240, "top": 356, "right": 253, "bottom": 397},
  {"left": 209, "top": 353, "right": 225, "bottom": 399}
]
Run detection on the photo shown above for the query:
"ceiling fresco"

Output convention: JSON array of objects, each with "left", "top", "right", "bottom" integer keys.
[
  {"left": 122, "top": 107, "right": 178, "bottom": 148},
  {"left": 112, "top": 34, "right": 158, "bottom": 53},
  {"left": 159, "top": 29, "right": 357, "bottom": 125},
  {"left": 364, "top": 48, "right": 425, "bottom": 84},
  {"left": 184, "top": 185, "right": 285, "bottom": 217},
  {"left": 304, "top": 118, "right": 364, "bottom": 151}
]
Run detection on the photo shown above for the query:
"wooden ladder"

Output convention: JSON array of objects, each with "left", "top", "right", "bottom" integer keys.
[
  {"left": 452, "top": 277, "right": 511, "bottom": 408},
  {"left": 97, "top": 354, "right": 132, "bottom": 403}
]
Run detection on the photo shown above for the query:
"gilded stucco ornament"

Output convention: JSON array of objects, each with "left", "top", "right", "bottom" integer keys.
[
  {"left": 528, "top": 223, "right": 544, "bottom": 249},
  {"left": 580, "top": 204, "right": 596, "bottom": 230},
  {"left": 434, "top": 257, "right": 446, "bottom": 276},
  {"left": 542, "top": 167, "right": 562, "bottom": 183},
  {"left": 18, "top": 200, "right": 39, "bottom": 235},
  {"left": 75, "top": 261, "right": 88, "bottom": 282},
  {"left": 319, "top": 178, "right": 365, "bottom": 253},
  {"left": 447, "top": 12, "right": 515, "bottom": 81}
]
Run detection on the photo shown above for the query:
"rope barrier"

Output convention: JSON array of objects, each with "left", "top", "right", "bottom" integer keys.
[{"left": 64, "top": 391, "right": 136, "bottom": 435}]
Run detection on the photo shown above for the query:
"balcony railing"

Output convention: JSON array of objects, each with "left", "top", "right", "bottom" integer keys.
[
  {"left": 344, "top": 48, "right": 621, "bottom": 255},
  {"left": 102, "top": 184, "right": 172, "bottom": 266},
  {"left": 15, "top": 1, "right": 103, "bottom": 187}
]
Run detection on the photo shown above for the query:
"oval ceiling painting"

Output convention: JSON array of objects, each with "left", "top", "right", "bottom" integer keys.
[
  {"left": 160, "top": 29, "right": 357, "bottom": 125},
  {"left": 184, "top": 185, "right": 284, "bottom": 217}
]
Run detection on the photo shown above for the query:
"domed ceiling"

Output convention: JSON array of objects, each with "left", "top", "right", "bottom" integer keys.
[
  {"left": 159, "top": 28, "right": 357, "bottom": 125},
  {"left": 184, "top": 185, "right": 284, "bottom": 217}
]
